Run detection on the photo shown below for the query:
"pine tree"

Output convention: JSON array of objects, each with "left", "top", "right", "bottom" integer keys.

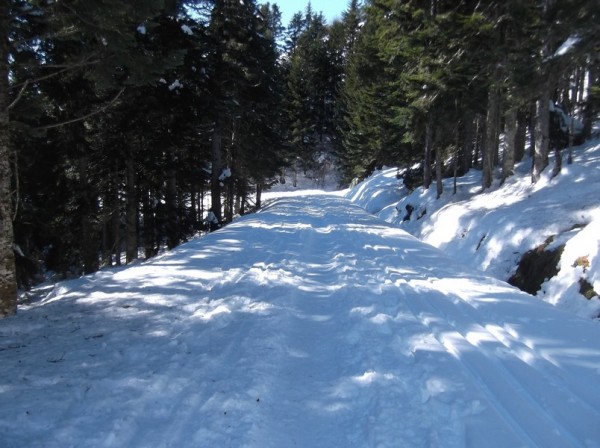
[
  {"left": 207, "top": 0, "right": 284, "bottom": 221},
  {"left": 1, "top": 0, "right": 181, "bottom": 315},
  {"left": 285, "top": 12, "right": 326, "bottom": 162},
  {"left": 339, "top": 0, "right": 403, "bottom": 182},
  {"left": 284, "top": 12, "right": 307, "bottom": 56}
]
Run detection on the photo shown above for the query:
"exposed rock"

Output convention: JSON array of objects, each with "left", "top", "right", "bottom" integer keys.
[
  {"left": 508, "top": 238, "right": 564, "bottom": 295},
  {"left": 578, "top": 278, "right": 598, "bottom": 300}
]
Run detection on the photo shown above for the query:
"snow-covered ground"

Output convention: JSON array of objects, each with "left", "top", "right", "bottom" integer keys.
[
  {"left": 346, "top": 139, "right": 600, "bottom": 319},
  {"left": 2, "top": 191, "right": 600, "bottom": 447}
]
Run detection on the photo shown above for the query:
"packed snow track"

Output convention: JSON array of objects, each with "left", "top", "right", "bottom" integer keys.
[{"left": 1, "top": 195, "right": 599, "bottom": 447}]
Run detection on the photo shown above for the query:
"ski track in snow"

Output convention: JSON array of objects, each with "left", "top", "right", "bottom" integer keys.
[{"left": 2, "top": 195, "right": 600, "bottom": 447}]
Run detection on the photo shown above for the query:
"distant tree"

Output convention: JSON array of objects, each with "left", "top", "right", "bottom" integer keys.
[
  {"left": 336, "top": 0, "right": 598, "bottom": 192},
  {"left": 282, "top": 8, "right": 342, "bottom": 182},
  {"left": 338, "top": 0, "right": 406, "bottom": 182},
  {"left": 207, "top": 0, "right": 284, "bottom": 221}
]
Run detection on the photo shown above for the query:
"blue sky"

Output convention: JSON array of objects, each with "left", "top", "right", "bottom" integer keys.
[{"left": 270, "top": 0, "right": 349, "bottom": 26}]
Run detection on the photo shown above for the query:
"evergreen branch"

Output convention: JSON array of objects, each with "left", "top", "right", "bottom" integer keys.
[{"left": 35, "top": 87, "right": 126, "bottom": 131}]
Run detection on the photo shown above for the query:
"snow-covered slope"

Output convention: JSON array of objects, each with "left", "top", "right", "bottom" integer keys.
[
  {"left": 2, "top": 195, "right": 599, "bottom": 447},
  {"left": 347, "top": 139, "right": 600, "bottom": 318}
]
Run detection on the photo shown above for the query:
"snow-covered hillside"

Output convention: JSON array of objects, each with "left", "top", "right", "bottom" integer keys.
[
  {"left": 2, "top": 194, "right": 600, "bottom": 447},
  {"left": 346, "top": 139, "right": 600, "bottom": 319}
]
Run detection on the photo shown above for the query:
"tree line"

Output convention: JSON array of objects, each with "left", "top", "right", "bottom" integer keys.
[
  {"left": 1, "top": 0, "right": 598, "bottom": 316},
  {"left": 339, "top": 0, "right": 598, "bottom": 191}
]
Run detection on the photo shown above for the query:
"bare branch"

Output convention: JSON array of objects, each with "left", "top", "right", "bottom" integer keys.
[
  {"left": 7, "top": 80, "right": 29, "bottom": 111},
  {"left": 58, "top": 2, "right": 123, "bottom": 36},
  {"left": 9, "top": 25, "right": 79, "bottom": 48},
  {"left": 36, "top": 87, "right": 126, "bottom": 131},
  {"left": 9, "top": 56, "right": 102, "bottom": 90}
]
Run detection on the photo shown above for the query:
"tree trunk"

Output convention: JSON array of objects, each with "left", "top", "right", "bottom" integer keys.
[
  {"left": 256, "top": 183, "right": 262, "bottom": 210},
  {"left": 125, "top": 151, "right": 137, "bottom": 263},
  {"left": 210, "top": 121, "right": 223, "bottom": 221},
  {"left": 514, "top": 109, "right": 527, "bottom": 162},
  {"left": 142, "top": 187, "right": 156, "bottom": 259},
  {"left": 435, "top": 143, "right": 443, "bottom": 199},
  {"left": 102, "top": 173, "right": 117, "bottom": 267},
  {"left": 576, "top": 64, "right": 585, "bottom": 105},
  {"left": 236, "top": 181, "right": 245, "bottom": 216},
  {"left": 532, "top": 26, "right": 559, "bottom": 183},
  {"left": 0, "top": 6, "right": 17, "bottom": 316},
  {"left": 111, "top": 169, "right": 122, "bottom": 265},
  {"left": 582, "top": 58, "right": 596, "bottom": 140},
  {"left": 225, "top": 177, "right": 234, "bottom": 223},
  {"left": 453, "top": 150, "right": 458, "bottom": 195},
  {"left": 483, "top": 78, "right": 500, "bottom": 190},
  {"left": 551, "top": 144, "right": 562, "bottom": 178},
  {"left": 461, "top": 111, "right": 475, "bottom": 174},
  {"left": 190, "top": 186, "right": 197, "bottom": 231},
  {"left": 199, "top": 182, "right": 205, "bottom": 229},
  {"left": 78, "top": 152, "right": 99, "bottom": 274},
  {"left": 165, "top": 153, "right": 178, "bottom": 249},
  {"left": 423, "top": 115, "right": 433, "bottom": 190},
  {"left": 567, "top": 113, "right": 574, "bottom": 165},
  {"left": 474, "top": 114, "right": 484, "bottom": 168},
  {"left": 453, "top": 128, "right": 460, "bottom": 195},
  {"left": 501, "top": 107, "right": 517, "bottom": 184},
  {"left": 533, "top": 90, "right": 550, "bottom": 182}
]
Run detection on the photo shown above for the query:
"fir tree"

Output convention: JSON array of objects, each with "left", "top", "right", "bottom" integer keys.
[{"left": 1, "top": 0, "right": 183, "bottom": 315}]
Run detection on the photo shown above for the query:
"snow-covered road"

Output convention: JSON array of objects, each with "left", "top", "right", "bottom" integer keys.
[{"left": 1, "top": 195, "right": 600, "bottom": 447}]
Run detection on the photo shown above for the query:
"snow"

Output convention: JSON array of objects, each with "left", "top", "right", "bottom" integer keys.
[
  {"left": 555, "top": 36, "right": 581, "bottom": 57},
  {"left": 218, "top": 166, "right": 232, "bottom": 181},
  {"left": 168, "top": 80, "right": 183, "bottom": 91},
  {"left": 347, "top": 138, "right": 600, "bottom": 319},
  {"left": 181, "top": 24, "right": 194, "bottom": 36},
  {"left": 2, "top": 141, "right": 600, "bottom": 446},
  {"left": 2, "top": 186, "right": 600, "bottom": 446},
  {"left": 549, "top": 101, "right": 585, "bottom": 135}
]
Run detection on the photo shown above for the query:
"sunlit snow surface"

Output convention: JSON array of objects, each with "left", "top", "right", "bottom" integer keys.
[
  {"left": 349, "top": 139, "right": 600, "bottom": 319},
  {"left": 2, "top": 193, "right": 600, "bottom": 447}
]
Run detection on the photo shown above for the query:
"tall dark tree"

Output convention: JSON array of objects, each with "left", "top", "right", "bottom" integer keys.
[
  {"left": 1, "top": 0, "right": 180, "bottom": 315},
  {"left": 284, "top": 11, "right": 330, "bottom": 166},
  {"left": 207, "top": 0, "right": 284, "bottom": 221},
  {"left": 0, "top": 3, "right": 15, "bottom": 316}
]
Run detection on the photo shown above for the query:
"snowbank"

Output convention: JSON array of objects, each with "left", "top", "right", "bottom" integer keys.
[{"left": 347, "top": 139, "right": 600, "bottom": 318}]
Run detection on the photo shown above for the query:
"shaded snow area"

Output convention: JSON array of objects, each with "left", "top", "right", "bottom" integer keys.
[
  {"left": 347, "top": 139, "right": 600, "bottom": 318},
  {"left": 2, "top": 195, "right": 600, "bottom": 447}
]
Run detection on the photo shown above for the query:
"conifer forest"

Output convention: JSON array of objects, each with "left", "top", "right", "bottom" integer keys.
[{"left": 1, "top": 0, "right": 598, "bottom": 316}]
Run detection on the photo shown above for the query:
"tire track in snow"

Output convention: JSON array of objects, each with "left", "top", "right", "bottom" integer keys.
[
  {"left": 425, "top": 277, "right": 600, "bottom": 421},
  {"left": 8, "top": 195, "right": 599, "bottom": 447},
  {"left": 399, "top": 279, "right": 592, "bottom": 448},
  {"left": 111, "top": 224, "right": 297, "bottom": 447},
  {"left": 236, "top": 213, "right": 413, "bottom": 446},
  {"left": 233, "top": 223, "right": 349, "bottom": 446}
]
